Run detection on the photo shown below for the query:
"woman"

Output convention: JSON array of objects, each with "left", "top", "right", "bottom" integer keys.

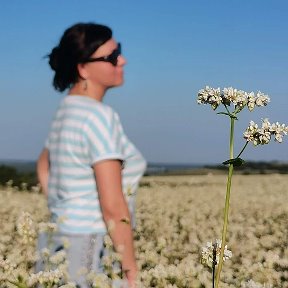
[{"left": 37, "top": 23, "right": 146, "bottom": 288}]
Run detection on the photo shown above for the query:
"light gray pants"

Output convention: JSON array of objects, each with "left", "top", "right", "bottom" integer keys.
[{"left": 36, "top": 232, "right": 127, "bottom": 288}]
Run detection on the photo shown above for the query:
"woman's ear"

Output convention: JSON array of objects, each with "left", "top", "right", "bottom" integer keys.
[{"left": 77, "top": 63, "right": 89, "bottom": 80}]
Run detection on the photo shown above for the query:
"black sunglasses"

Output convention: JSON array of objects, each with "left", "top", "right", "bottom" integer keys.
[{"left": 85, "top": 43, "right": 121, "bottom": 66}]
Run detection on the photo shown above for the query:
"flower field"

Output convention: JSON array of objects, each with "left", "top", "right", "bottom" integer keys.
[{"left": 1, "top": 174, "right": 288, "bottom": 287}]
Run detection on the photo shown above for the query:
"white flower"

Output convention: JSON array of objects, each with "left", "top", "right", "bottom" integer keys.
[
  {"left": 244, "top": 119, "right": 288, "bottom": 145},
  {"left": 241, "top": 279, "right": 272, "bottom": 288},
  {"left": 38, "top": 222, "right": 58, "bottom": 233},
  {"left": 87, "top": 271, "right": 110, "bottom": 288},
  {"left": 197, "top": 86, "right": 269, "bottom": 113},
  {"left": 6, "top": 179, "right": 13, "bottom": 188},
  {"left": 27, "top": 269, "right": 64, "bottom": 286},
  {"left": 222, "top": 88, "right": 247, "bottom": 109},
  {"left": 197, "top": 86, "right": 222, "bottom": 110},
  {"left": 17, "top": 212, "right": 37, "bottom": 244},
  {"left": 261, "top": 118, "right": 271, "bottom": 130},
  {"left": 41, "top": 247, "right": 50, "bottom": 258},
  {"left": 270, "top": 122, "right": 288, "bottom": 143},
  {"left": 255, "top": 92, "right": 270, "bottom": 107},
  {"left": 49, "top": 250, "right": 67, "bottom": 265},
  {"left": 104, "top": 234, "right": 113, "bottom": 249},
  {"left": 243, "top": 121, "right": 259, "bottom": 144},
  {"left": 223, "top": 87, "right": 238, "bottom": 104},
  {"left": 247, "top": 92, "right": 256, "bottom": 111},
  {"left": 0, "top": 257, "right": 17, "bottom": 274},
  {"left": 201, "top": 239, "right": 232, "bottom": 268},
  {"left": 21, "top": 182, "right": 28, "bottom": 191}
]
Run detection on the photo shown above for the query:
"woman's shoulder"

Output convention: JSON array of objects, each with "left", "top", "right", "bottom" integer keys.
[
  {"left": 63, "top": 95, "right": 118, "bottom": 117},
  {"left": 63, "top": 96, "right": 122, "bottom": 130}
]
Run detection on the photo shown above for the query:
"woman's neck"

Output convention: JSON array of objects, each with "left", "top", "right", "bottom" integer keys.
[{"left": 69, "top": 81, "right": 106, "bottom": 102}]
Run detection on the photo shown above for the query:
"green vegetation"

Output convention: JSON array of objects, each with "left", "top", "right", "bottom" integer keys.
[
  {"left": 204, "top": 161, "right": 288, "bottom": 174},
  {"left": 0, "top": 164, "right": 38, "bottom": 190}
]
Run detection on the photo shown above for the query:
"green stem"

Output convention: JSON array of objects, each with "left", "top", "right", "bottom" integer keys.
[
  {"left": 223, "top": 104, "right": 230, "bottom": 115},
  {"left": 6, "top": 280, "right": 27, "bottom": 288},
  {"left": 215, "top": 117, "right": 235, "bottom": 288},
  {"left": 212, "top": 242, "right": 217, "bottom": 288},
  {"left": 236, "top": 141, "right": 249, "bottom": 159}
]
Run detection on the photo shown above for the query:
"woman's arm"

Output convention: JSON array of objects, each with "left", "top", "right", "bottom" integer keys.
[
  {"left": 93, "top": 160, "right": 137, "bottom": 288},
  {"left": 37, "top": 148, "right": 50, "bottom": 197}
]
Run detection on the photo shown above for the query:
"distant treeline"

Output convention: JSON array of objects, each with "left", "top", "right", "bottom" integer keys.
[
  {"left": 0, "top": 165, "right": 38, "bottom": 189},
  {"left": 0, "top": 161, "right": 287, "bottom": 191},
  {"left": 204, "top": 161, "right": 288, "bottom": 174}
]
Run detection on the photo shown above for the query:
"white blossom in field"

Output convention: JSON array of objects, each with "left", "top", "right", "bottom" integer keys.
[
  {"left": 31, "top": 183, "right": 41, "bottom": 193},
  {"left": 38, "top": 221, "right": 58, "bottom": 233},
  {"left": 5, "top": 179, "right": 13, "bottom": 189},
  {"left": 241, "top": 279, "right": 273, "bottom": 288},
  {"left": 27, "top": 269, "right": 64, "bottom": 286},
  {"left": 0, "top": 257, "right": 17, "bottom": 274},
  {"left": 156, "top": 236, "right": 167, "bottom": 251},
  {"left": 49, "top": 250, "right": 67, "bottom": 265},
  {"left": 21, "top": 182, "right": 28, "bottom": 191},
  {"left": 1, "top": 175, "right": 288, "bottom": 287},
  {"left": 41, "top": 247, "right": 50, "bottom": 259},
  {"left": 102, "top": 254, "right": 114, "bottom": 268},
  {"left": 104, "top": 234, "right": 113, "bottom": 249},
  {"left": 17, "top": 211, "right": 37, "bottom": 244},
  {"left": 201, "top": 239, "right": 232, "bottom": 268},
  {"left": 86, "top": 271, "right": 111, "bottom": 288},
  {"left": 244, "top": 119, "right": 288, "bottom": 145}
]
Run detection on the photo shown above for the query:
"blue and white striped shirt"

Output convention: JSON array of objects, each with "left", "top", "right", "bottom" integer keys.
[{"left": 45, "top": 95, "right": 146, "bottom": 234}]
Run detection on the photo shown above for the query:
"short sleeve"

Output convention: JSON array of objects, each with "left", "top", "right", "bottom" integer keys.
[{"left": 84, "top": 107, "right": 125, "bottom": 165}]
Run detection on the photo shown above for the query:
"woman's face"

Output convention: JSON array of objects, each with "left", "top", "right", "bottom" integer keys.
[{"left": 82, "top": 38, "right": 126, "bottom": 90}]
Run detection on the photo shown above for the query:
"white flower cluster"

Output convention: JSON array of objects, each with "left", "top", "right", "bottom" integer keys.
[
  {"left": 86, "top": 272, "right": 111, "bottom": 288},
  {"left": 244, "top": 119, "right": 288, "bottom": 145},
  {"left": 27, "top": 269, "right": 64, "bottom": 286},
  {"left": 38, "top": 221, "right": 58, "bottom": 233},
  {"left": 16, "top": 211, "right": 37, "bottom": 244},
  {"left": 201, "top": 239, "right": 232, "bottom": 268},
  {"left": 241, "top": 279, "right": 273, "bottom": 288},
  {"left": 197, "top": 86, "right": 270, "bottom": 111},
  {"left": 49, "top": 250, "right": 67, "bottom": 265},
  {"left": 0, "top": 257, "right": 17, "bottom": 275}
]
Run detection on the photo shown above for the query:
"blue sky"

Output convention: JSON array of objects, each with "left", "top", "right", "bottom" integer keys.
[{"left": 0, "top": 0, "right": 287, "bottom": 164}]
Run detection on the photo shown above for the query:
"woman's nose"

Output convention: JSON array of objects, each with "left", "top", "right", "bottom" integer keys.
[{"left": 117, "top": 55, "right": 127, "bottom": 66}]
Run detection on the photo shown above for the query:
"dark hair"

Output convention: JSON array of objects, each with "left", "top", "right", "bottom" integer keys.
[{"left": 48, "top": 23, "right": 112, "bottom": 92}]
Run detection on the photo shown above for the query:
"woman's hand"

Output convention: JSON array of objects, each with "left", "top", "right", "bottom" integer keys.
[{"left": 125, "top": 267, "right": 138, "bottom": 288}]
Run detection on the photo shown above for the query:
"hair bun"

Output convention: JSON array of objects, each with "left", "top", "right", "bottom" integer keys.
[{"left": 49, "top": 46, "right": 60, "bottom": 71}]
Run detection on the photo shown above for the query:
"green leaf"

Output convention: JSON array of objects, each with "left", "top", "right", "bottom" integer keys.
[
  {"left": 222, "top": 158, "right": 245, "bottom": 167},
  {"left": 216, "top": 112, "right": 238, "bottom": 120}
]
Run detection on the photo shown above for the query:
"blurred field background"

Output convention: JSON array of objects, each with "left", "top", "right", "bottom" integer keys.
[{"left": 1, "top": 173, "right": 287, "bottom": 287}]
